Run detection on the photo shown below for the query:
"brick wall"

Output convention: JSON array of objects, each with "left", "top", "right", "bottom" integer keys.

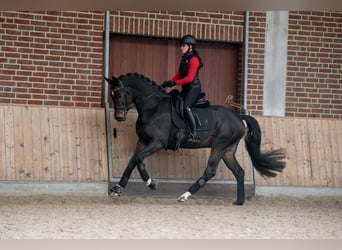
[
  {"left": 111, "top": 11, "right": 245, "bottom": 42},
  {"left": 0, "top": 11, "right": 104, "bottom": 108},
  {"left": 245, "top": 11, "right": 267, "bottom": 115},
  {"left": 0, "top": 11, "right": 341, "bottom": 118},
  {"left": 239, "top": 11, "right": 341, "bottom": 119},
  {"left": 286, "top": 11, "right": 342, "bottom": 119}
]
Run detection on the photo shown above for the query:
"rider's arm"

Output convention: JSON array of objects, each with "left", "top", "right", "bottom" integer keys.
[
  {"left": 172, "top": 56, "right": 200, "bottom": 86},
  {"left": 170, "top": 70, "right": 181, "bottom": 82}
]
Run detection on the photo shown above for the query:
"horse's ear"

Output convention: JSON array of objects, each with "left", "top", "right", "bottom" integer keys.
[{"left": 105, "top": 76, "right": 120, "bottom": 85}]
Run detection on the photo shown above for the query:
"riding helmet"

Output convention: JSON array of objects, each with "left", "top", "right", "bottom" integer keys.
[{"left": 180, "top": 35, "right": 197, "bottom": 48}]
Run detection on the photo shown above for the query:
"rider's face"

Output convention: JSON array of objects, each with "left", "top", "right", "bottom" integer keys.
[{"left": 180, "top": 44, "right": 191, "bottom": 54}]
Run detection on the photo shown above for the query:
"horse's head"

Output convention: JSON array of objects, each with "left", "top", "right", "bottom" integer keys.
[{"left": 105, "top": 76, "right": 132, "bottom": 121}]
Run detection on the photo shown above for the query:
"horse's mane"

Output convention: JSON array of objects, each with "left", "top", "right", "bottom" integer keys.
[{"left": 118, "top": 72, "right": 166, "bottom": 92}]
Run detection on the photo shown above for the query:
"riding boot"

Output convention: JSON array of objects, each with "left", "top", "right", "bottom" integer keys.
[{"left": 184, "top": 106, "right": 200, "bottom": 142}]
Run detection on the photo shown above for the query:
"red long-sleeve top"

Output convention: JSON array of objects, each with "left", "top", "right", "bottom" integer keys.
[{"left": 170, "top": 54, "right": 200, "bottom": 86}]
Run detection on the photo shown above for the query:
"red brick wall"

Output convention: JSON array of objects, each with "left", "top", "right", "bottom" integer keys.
[
  {"left": 246, "top": 11, "right": 267, "bottom": 115},
  {"left": 111, "top": 11, "right": 245, "bottom": 41},
  {"left": 240, "top": 11, "right": 342, "bottom": 119},
  {"left": 0, "top": 11, "right": 341, "bottom": 119},
  {"left": 286, "top": 11, "right": 342, "bottom": 119},
  {"left": 0, "top": 11, "right": 104, "bottom": 108}
]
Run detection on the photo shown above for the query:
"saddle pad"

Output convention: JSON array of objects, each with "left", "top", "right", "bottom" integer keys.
[{"left": 193, "top": 107, "right": 212, "bottom": 131}]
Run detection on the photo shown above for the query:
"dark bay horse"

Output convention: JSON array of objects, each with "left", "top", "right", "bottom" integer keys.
[{"left": 105, "top": 73, "right": 286, "bottom": 205}]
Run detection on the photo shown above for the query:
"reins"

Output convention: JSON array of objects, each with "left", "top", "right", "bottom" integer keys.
[
  {"left": 119, "top": 76, "right": 165, "bottom": 109},
  {"left": 134, "top": 93, "right": 163, "bottom": 107}
]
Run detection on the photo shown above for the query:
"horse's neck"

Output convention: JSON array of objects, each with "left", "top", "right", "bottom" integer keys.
[
  {"left": 133, "top": 84, "right": 156, "bottom": 99},
  {"left": 131, "top": 82, "right": 163, "bottom": 103},
  {"left": 130, "top": 82, "right": 168, "bottom": 114}
]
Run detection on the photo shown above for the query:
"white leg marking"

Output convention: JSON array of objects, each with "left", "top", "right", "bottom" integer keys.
[{"left": 177, "top": 191, "right": 191, "bottom": 202}]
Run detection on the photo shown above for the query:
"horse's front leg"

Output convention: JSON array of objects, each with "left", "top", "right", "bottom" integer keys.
[
  {"left": 110, "top": 163, "right": 157, "bottom": 196},
  {"left": 111, "top": 139, "right": 163, "bottom": 196},
  {"left": 137, "top": 162, "right": 158, "bottom": 190},
  {"left": 110, "top": 154, "right": 140, "bottom": 196}
]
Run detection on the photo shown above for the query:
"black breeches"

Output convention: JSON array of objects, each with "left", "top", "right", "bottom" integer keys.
[{"left": 181, "top": 86, "right": 201, "bottom": 108}]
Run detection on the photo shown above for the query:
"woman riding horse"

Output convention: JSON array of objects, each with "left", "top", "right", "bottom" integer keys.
[
  {"left": 105, "top": 73, "right": 286, "bottom": 205},
  {"left": 162, "top": 35, "right": 203, "bottom": 143}
]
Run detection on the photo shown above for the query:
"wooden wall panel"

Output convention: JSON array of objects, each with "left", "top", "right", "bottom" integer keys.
[
  {"left": 1, "top": 105, "right": 341, "bottom": 188},
  {"left": 110, "top": 114, "right": 342, "bottom": 188},
  {"left": 255, "top": 116, "right": 342, "bottom": 187},
  {"left": 0, "top": 107, "right": 6, "bottom": 179},
  {"left": 0, "top": 105, "right": 108, "bottom": 182},
  {"left": 4, "top": 106, "right": 15, "bottom": 180}
]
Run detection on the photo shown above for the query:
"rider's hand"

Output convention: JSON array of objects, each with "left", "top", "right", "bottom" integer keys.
[{"left": 162, "top": 80, "right": 175, "bottom": 88}]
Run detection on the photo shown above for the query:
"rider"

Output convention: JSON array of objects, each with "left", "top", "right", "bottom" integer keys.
[{"left": 162, "top": 34, "right": 203, "bottom": 142}]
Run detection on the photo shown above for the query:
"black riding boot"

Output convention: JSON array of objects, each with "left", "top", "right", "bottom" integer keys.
[{"left": 184, "top": 106, "right": 199, "bottom": 142}]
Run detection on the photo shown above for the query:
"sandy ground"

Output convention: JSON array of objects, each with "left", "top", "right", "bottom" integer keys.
[{"left": 0, "top": 194, "right": 341, "bottom": 239}]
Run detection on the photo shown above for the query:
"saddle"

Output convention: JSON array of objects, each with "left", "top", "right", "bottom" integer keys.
[{"left": 168, "top": 90, "right": 212, "bottom": 150}]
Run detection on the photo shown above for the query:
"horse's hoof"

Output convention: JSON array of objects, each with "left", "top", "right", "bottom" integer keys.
[
  {"left": 111, "top": 184, "right": 123, "bottom": 197},
  {"left": 148, "top": 179, "right": 158, "bottom": 190},
  {"left": 177, "top": 196, "right": 187, "bottom": 202},
  {"left": 232, "top": 200, "right": 244, "bottom": 205}
]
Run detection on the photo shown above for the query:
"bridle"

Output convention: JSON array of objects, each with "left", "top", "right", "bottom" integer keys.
[
  {"left": 111, "top": 80, "right": 130, "bottom": 115},
  {"left": 110, "top": 79, "right": 163, "bottom": 118}
]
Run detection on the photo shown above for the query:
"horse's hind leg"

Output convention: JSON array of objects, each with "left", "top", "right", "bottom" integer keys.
[
  {"left": 178, "top": 148, "right": 223, "bottom": 202},
  {"left": 222, "top": 153, "right": 245, "bottom": 205}
]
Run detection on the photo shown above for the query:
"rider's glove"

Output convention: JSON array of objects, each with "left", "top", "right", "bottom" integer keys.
[{"left": 162, "top": 80, "right": 175, "bottom": 88}]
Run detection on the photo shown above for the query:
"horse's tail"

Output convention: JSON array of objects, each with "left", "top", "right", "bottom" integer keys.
[{"left": 241, "top": 114, "right": 286, "bottom": 178}]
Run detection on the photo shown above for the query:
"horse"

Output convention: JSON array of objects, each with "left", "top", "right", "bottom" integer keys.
[{"left": 105, "top": 73, "right": 286, "bottom": 205}]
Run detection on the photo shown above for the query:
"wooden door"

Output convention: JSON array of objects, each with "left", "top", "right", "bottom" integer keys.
[
  {"left": 109, "top": 36, "right": 179, "bottom": 84},
  {"left": 198, "top": 42, "right": 238, "bottom": 105},
  {"left": 108, "top": 35, "right": 239, "bottom": 105}
]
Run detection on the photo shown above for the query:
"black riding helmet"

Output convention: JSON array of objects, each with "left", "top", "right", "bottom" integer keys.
[{"left": 180, "top": 35, "right": 197, "bottom": 48}]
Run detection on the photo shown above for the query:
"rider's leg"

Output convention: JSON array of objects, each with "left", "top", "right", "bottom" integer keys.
[
  {"left": 183, "top": 87, "right": 201, "bottom": 142},
  {"left": 184, "top": 106, "right": 199, "bottom": 142}
]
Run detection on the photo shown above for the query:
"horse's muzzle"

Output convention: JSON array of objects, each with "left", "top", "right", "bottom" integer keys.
[{"left": 114, "top": 110, "right": 127, "bottom": 122}]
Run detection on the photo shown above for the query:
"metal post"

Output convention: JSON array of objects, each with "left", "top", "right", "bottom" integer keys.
[
  {"left": 103, "top": 11, "right": 114, "bottom": 191},
  {"left": 243, "top": 11, "right": 249, "bottom": 115},
  {"left": 243, "top": 11, "right": 255, "bottom": 193}
]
